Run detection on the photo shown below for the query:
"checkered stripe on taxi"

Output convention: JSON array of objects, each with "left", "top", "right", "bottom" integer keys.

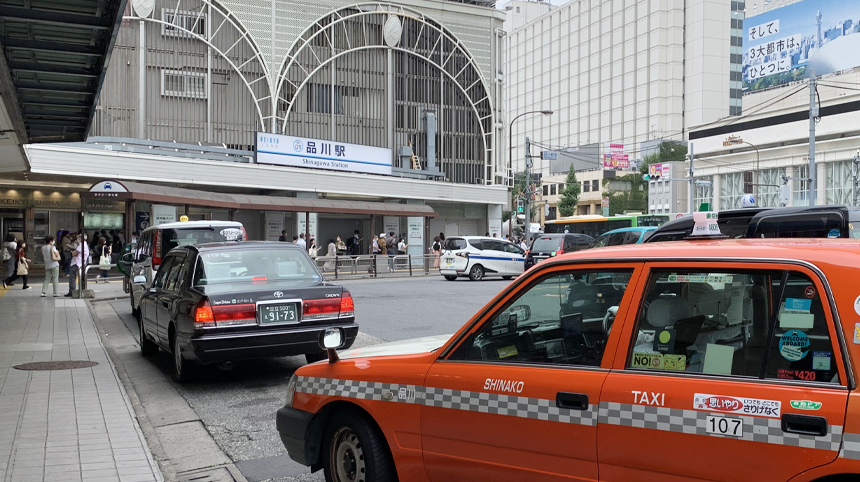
[
  {"left": 296, "top": 377, "right": 599, "bottom": 426},
  {"left": 599, "top": 401, "right": 843, "bottom": 452},
  {"left": 839, "top": 432, "right": 860, "bottom": 460}
]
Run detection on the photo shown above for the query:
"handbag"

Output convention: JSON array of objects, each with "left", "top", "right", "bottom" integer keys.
[
  {"left": 17, "top": 259, "right": 28, "bottom": 276},
  {"left": 99, "top": 246, "right": 111, "bottom": 267},
  {"left": 51, "top": 247, "right": 61, "bottom": 261}
]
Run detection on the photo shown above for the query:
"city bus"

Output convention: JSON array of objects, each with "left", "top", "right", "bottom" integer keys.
[{"left": 543, "top": 213, "right": 670, "bottom": 238}]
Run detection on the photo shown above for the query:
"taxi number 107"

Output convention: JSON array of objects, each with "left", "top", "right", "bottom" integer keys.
[{"left": 706, "top": 415, "right": 743, "bottom": 437}]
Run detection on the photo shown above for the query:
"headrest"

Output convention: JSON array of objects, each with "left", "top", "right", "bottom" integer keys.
[{"left": 647, "top": 298, "right": 690, "bottom": 328}]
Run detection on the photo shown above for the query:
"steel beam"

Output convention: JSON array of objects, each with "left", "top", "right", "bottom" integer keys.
[
  {"left": 8, "top": 61, "right": 100, "bottom": 77},
  {"left": 0, "top": 6, "right": 112, "bottom": 29},
  {"left": 2, "top": 38, "right": 103, "bottom": 56}
]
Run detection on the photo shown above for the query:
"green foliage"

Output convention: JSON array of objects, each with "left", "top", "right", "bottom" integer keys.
[
  {"left": 557, "top": 165, "right": 581, "bottom": 218},
  {"left": 743, "top": 66, "right": 807, "bottom": 92},
  {"left": 602, "top": 141, "right": 688, "bottom": 216}
]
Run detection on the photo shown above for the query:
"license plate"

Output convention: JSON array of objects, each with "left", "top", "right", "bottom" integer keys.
[
  {"left": 706, "top": 415, "right": 744, "bottom": 437},
  {"left": 259, "top": 303, "right": 300, "bottom": 324},
  {"left": 445, "top": 259, "right": 453, "bottom": 265}
]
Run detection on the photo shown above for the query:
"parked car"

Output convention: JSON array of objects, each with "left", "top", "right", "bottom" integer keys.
[
  {"left": 277, "top": 237, "right": 860, "bottom": 481},
  {"left": 439, "top": 236, "right": 525, "bottom": 281},
  {"left": 134, "top": 241, "right": 356, "bottom": 382},
  {"left": 130, "top": 220, "right": 246, "bottom": 319},
  {"left": 645, "top": 205, "right": 852, "bottom": 243},
  {"left": 524, "top": 233, "right": 593, "bottom": 270},
  {"left": 590, "top": 226, "right": 656, "bottom": 248}
]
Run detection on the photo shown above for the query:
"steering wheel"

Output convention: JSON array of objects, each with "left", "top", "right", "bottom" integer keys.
[{"left": 602, "top": 306, "right": 619, "bottom": 335}]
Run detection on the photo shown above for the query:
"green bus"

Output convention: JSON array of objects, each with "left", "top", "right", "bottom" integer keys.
[{"left": 544, "top": 214, "right": 670, "bottom": 238}]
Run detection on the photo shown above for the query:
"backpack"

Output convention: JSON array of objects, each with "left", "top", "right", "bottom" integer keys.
[{"left": 2, "top": 244, "right": 10, "bottom": 261}]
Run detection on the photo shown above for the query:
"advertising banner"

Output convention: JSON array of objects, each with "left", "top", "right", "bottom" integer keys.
[
  {"left": 744, "top": 0, "right": 860, "bottom": 91},
  {"left": 256, "top": 132, "right": 392, "bottom": 175},
  {"left": 152, "top": 205, "right": 176, "bottom": 226},
  {"left": 603, "top": 142, "right": 629, "bottom": 170}
]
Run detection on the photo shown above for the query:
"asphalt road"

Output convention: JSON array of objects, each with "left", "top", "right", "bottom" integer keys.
[{"left": 106, "top": 274, "right": 511, "bottom": 482}]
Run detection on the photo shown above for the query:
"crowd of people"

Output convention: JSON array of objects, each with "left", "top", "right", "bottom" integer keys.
[{"left": 2, "top": 230, "right": 97, "bottom": 297}]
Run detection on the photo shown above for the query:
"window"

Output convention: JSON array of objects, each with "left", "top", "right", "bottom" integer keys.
[
  {"left": 592, "top": 180, "right": 599, "bottom": 191},
  {"left": 483, "top": 240, "right": 504, "bottom": 252},
  {"left": 306, "top": 84, "right": 346, "bottom": 115},
  {"left": 193, "top": 248, "right": 319, "bottom": 285},
  {"left": 161, "top": 70, "right": 207, "bottom": 99},
  {"left": 153, "top": 257, "right": 175, "bottom": 289},
  {"left": 543, "top": 185, "right": 549, "bottom": 196},
  {"left": 743, "top": 171, "right": 754, "bottom": 194},
  {"left": 583, "top": 181, "right": 590, "bottom": 193},
  {"left": 164, "top": 256, "right": 186, "bottom": 291},
  {"left": 558, "top": 183, "right": 565, "bottom": 192},
  {"left": 162, "top": 9, "right": 207, "bottom": 37},
  {"left": 550, "top": 184, "right": 557, "bottom": 196},
  {"left": 503, "top": 243, "right": 523, "bottom": 255},
  {"left": 454, "top": 270, "right": 634, "bottom": 366},
  {"left": 627, "top": 269, "right": 840, "bottom": 384}
]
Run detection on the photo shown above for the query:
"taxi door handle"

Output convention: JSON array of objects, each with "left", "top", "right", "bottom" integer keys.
[
  {"left": 781, "top": 413, "right": 828, "bottom": 437},
  {"left": 556, "top": 392, "right": 589, "bottom": 411}
]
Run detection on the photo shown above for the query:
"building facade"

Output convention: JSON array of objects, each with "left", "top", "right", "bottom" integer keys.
[{"left": 23, "top": 0, "right": 508, "bottom": 256}]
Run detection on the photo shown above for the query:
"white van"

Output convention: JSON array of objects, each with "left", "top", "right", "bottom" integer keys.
[
  {"left": 439, "top": 236, "right": 525, "bottom": 281},
  {"left": 129, "top": 220, "right": 246, "bottom": 319}
]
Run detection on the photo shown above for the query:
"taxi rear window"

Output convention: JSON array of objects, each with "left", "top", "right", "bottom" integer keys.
[
  {"left": 444, "top": 238, "right": 468, "bottom": 250},
  {"left": 532, "top": 237, "right": 563, "bottom": 252},
  {"left": 627, "top": 269, "right": 840, "bottom": 385}
]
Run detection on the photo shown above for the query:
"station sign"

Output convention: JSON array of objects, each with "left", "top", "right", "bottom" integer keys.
[{"left": 255, "top": 132, "right": 392, "bottom": 176}]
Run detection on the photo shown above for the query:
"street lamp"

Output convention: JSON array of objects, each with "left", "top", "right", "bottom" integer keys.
[{"left": 508, "top": 110, "right": 553, "bottom": 238}]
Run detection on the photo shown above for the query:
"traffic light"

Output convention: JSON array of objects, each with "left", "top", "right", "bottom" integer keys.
[{"left": 516, "top": 198, "right": 524, "bottom": 213}]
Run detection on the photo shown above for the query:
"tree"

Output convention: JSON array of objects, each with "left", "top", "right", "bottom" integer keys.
[{"left": 557, "top": 165, "right": 581, "bottom": 217}]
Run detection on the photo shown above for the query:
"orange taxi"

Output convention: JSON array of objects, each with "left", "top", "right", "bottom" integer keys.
[{"left": 276, "top": 238, "right": 860, "bottom": 481}]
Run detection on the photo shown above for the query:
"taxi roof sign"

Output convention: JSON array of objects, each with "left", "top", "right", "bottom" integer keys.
[{"left": 691, "top": 211, "right": 721, "bottom": 237}]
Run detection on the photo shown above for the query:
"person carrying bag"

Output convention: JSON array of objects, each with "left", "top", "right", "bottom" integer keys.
[{"left": 41, "top": 235, "right": 60, "bottom": 297}]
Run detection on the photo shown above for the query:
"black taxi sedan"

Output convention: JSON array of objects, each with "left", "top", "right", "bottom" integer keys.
[{"left": 134, "top": 242, "right": 358, "bottom": 382}]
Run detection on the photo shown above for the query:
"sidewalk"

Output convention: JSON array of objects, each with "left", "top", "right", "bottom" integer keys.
[{"left": 0, "top": 284, "right": 162, "bottom": 482}]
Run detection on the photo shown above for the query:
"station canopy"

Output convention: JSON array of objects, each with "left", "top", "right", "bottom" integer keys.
[{"left": 83, "top": 180, "right": 438, "bottom": 217}]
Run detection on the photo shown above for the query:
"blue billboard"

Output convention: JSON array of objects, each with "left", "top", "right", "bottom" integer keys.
[{"left": 743, "top": 0, "right": 860, "bottom": 91}]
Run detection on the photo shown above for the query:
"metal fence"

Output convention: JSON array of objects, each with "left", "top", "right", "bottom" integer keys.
[{"left": 313, "top": 254, "right": 440, "bottom": 279}]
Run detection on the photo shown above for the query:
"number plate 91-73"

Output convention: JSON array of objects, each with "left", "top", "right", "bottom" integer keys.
[
  {"left": 706, "top": 415, "right": 744, "bottom": 437},
  {"left": 259, "top": 303, "right": 299, "bottom": 324}
]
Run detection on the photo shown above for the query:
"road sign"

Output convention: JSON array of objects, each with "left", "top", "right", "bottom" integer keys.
[{"left": 542, "top": 151, "right": 558, "bottom": 160}]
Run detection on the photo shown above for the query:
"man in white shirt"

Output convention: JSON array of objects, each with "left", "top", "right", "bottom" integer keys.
[
  {"left": 296, "top": 233, "right": 307, "bottom": 249},
  {"left": 66, "top": 235, "right": 89, "bottom": 297}
]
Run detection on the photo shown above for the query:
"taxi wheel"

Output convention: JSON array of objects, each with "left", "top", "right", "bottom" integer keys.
[
  {"left": 323, "top": 411, "right": 395, "bottom": 482},
  {"left": 468, "top": 265, "right": 484, "bottom": 281},
  {"left": 443, "top": 275, "right": 457, "bottom": 281},
  {"left": 172, "top": 333, "right": 195, "bottom": 383}
]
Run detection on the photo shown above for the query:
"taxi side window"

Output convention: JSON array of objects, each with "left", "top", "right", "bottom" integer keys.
[
  {"left": 152, "top": 257, "right": 174, "bottom": 289},
  {"left": 766, "top": 273, "right": 839, "bottom": 383},
  {"left": 164, "top": 256, "right": 186, "bottom": 292},
  {"left": 627, "top": 270, "right": 840, "bottom": 384},
  {"left": 452, "top": 270, "right": 633, "bottom": 367}
]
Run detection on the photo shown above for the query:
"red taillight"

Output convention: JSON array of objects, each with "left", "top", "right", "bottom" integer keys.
[
  {"left": 194, "top": 301, "right": 256, "bottom": 328},
  {"left": 302, "top": 298, "right": 340, "bottom": 320},
  {"left": 340, "top": 291, "right": 354, "bottom": 317},
  {"left": 252, "top": 276, "right": 267, "bottom": 284},
  {"left": 555, "top": 249, "right": 563, "bottom": 256},
  {"left": 525, "top": 250, "right": 529, "bottom": 256},
  {"left": 241, "top": 227, "right": 248, "bottom": 240},
  {"left": 194, "top": 301, "right": 215, "bottom": 328}
]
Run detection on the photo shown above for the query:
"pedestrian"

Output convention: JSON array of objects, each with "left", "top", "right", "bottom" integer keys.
[
  {"left": 308, "top": 239, "right": 318, "bottom": 258},
  {"left": 60, "top": 231, "right": 72, "bottom": 277},
  {"left": 111, "top": 232, "right": 123, "bottom": 264},
  {"left": 95, "top": 236, "right": 111, "bottom": 283},
  {"left": 351, "top": 230, "right": 362, "bottom": 255},
  {"left": 385, "top": 231, "right": 397, "bottom": 272},
  {"left": 492, "top": 233, "right": 498, "bottom": 238},
  {"left": 41, "top": 235, "right": 60, "bottom": 297},
  {"left": 297, "top": 233, "right": 307, "bottom": 249},
  {"left": 323, "top": 238, "right": 337, "bottom": 270},
  {"left": 519, "top": 237, "right": 529, "bottom": 252},
  {"left": 431, "top": 236, "right": 442, "bottom": 268},
  {"left": 335, "top": 236, "right": 346, "bottom": 255},
  {"left": 397, "top": 237, "right": 408, "bottom": 254},
  {"left": 485, "top": 232, "right": 490, "bottom": 236},
  {"left": 5, "top": 241, "right": 30, "bottom": 290},
  {"left": 2, "top": 234, "right": 16, "bottom": 283},
  {"left": 278, "top": 230, "right": 287, "bottom": 242},
  {"left": 377, "top": 233, "right": 387, "bottom": 258},
  {"left": 439, "top": 232, "right": 445, "bottom": 242},
  {"left": 292, "top": 235, "right": 298, "bottom": 243},
  {"left": 66, "top": 235, "right": 88, "bottom": 297},
  {"left": 370, "top": 235, "right": 379, "bottom": 254},
  {"left": 131, "top": 231, "right": 139, "bottom": 244}
]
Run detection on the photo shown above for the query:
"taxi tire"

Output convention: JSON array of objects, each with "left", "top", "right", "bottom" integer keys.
[
  {"left": 322, "top": 410, "right": 395, "bottom": 482},
  {"left": 443, "top": 275, "right": 457, "bottom": 281},
  {"left": 468, "top": 264, "right": 484, "bottom": 281},
  {"left": 172, "top": 332, "right": 195, "bottom": 383}
]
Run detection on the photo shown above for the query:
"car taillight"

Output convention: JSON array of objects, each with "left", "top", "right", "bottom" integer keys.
[
  {"left": 241, "top": 227, "right": 248, "bottom": 240},
  {"left": 525, "top": 250, "right": 529, "bottom": 256},
  {"left": 194, "top": 301, "right": 215, "bottom": 329},
  {"left": 302, "top": 298, "right": 341, "bottom": 320},
  {"left": 339, "top": 291, "right": 354, "bottom": 318},
  {"left": 194, "top": 301, "right": 256, "bottom": 328},
  {"left": 554, "top": 249, "right": 563, "bottom": 256}
]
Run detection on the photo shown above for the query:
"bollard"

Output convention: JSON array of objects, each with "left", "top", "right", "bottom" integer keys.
[
  {"left": 408, "top": 255, "right": 412, "bottom": 276},
  {"left": 334, "top": 255, "right": 339, "bottom": 280}
]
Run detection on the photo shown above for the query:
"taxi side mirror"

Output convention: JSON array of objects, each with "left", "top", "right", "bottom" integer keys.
[
  {"left": 133, "top": 275, "right": 147, "bottom": 285},
  {"left": 319, "top": 327, "right": 346, "bottom": 363}
]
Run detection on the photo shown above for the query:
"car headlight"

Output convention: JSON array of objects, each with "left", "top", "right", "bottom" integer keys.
[{"left": 284, "top": 373, "right": 298, "bottom": 408}]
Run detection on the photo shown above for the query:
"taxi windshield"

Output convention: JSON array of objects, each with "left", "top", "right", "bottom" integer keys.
[{"left": 193, "top": 248, "right": 319, "bottom": 286}]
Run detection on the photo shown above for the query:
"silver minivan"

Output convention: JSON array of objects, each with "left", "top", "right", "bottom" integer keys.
[{"left": 129, "top": 220, "right": 246, "bottom": 319}]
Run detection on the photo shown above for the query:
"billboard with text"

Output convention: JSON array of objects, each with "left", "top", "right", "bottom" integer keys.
[{"left": 743, "top": 0, "right": 860, "bottom": 92}]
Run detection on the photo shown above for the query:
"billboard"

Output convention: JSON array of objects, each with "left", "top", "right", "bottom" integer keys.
[
  {"left": 256, "top": 132, "right": 392, "bottom": 175},
  {"left": 744, "top": 0, "right": 860, "bottom": 92},
  {"left": 603, "top": 142, "right": 629, "bottom": 170}
]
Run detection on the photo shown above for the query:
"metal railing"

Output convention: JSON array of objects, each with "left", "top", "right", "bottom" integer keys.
[
  {"left": 81, "top": 263, "right": 122, "bottom": 292},
  {"left": 312, "top": 254, "right": 441, "bottom": 280}
]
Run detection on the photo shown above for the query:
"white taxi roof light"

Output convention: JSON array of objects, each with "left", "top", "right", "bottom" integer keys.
[{"left": 690, "top": 211, "right": 721, "bottom": 237}]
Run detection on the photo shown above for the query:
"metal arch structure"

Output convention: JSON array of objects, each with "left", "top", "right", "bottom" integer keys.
[
  {"left": 125, "top": 0, "right": 271, "bottom": 130},
  {"left": 274, "top": 3, "right": 496, "bottom": 181}
]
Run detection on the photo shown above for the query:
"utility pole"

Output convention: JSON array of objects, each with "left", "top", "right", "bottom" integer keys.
[
  {"left": 524, "top": 136, "right": 532, "bottom": 238},
  {"left": 688, "top": 142, "right": 695, "bottom": 214},
  {"left": 808, "top": 76, "right": 818, "bottom": 206}
]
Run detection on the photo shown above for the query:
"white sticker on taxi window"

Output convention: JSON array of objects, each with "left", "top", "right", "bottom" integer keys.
[
  {"left": 667, "top": 274, "right": 733, "bottom": 283},
  {"left": 693, "top": 393, "right": 781, "bottom": 418}
]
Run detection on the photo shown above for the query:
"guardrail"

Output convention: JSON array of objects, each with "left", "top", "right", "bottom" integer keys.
[
  {"left": 313, "top": 254, "right": 440, "bottom": 280},
  {"left": 81, "top": 263, "right": 122, "bottom": 292}
]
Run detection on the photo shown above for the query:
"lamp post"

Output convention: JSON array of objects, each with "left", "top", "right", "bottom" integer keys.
[{"left": 508, "top": 109, "right": 553, "bottom": 239}]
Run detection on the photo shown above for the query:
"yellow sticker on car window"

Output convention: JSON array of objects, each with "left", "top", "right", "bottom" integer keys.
[
  {"left": 497, "top": 346, "right": 518, "bottom": 359},
  {"left": 663, "top": 354, "right": 686, "bottom": 371}
]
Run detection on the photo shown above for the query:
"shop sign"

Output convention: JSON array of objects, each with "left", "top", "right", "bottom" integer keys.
[
  {"left": 90, "top": 180, "right": 128, "bottom": 193},
  {"left": 152, "top": 205, "right": 176, "bottom": 226},
  {"left": 407, "top": 216, "right": 424, "bottom": 257},
  {"left": 0, "top": 189, "right": 81, "bottom": 209},
  {"left": 84, "top": 199, "right": 125, "bottom": 212},
  {"left": 256, "top": 132, "right": 393, "bottom": 176}
]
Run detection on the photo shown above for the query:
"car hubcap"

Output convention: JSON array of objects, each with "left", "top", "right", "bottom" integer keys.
[{"left": 331, "top": 427, "right": 365, "bottom": 482}]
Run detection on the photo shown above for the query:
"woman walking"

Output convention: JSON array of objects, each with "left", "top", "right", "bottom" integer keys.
[
  {"left": 96, "top": 236, "right": 111, "bottom": 283},
  {"left": 4, "top": 241, "right": 31, "bottom": 290},
  {"left": 41, "top": 235, "right": 60, "bottom": 297},
  {"left": 431, "top": 236, "right": 442, "bottom": 268}
]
